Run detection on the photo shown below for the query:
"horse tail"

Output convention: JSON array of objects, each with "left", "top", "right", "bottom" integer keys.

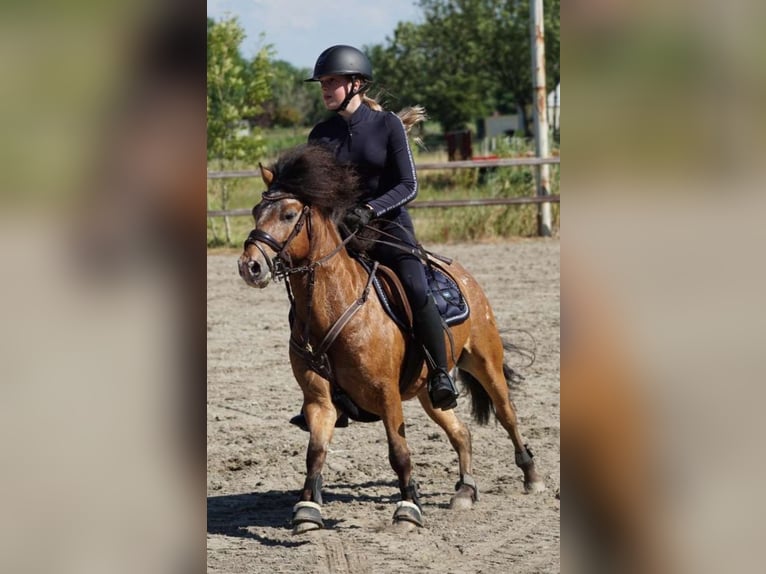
[
  {"left": 457, "top": 369, "right": 494, "bottom": 426},
  {"left": 457, "top": 340, "right": 530, "bottom": 426}
]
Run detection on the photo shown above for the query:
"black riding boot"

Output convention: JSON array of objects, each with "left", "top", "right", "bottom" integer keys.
[
  {"left": 414, "top": 297, "right": 460, "bottom": 410},
  {"left": 290, "top": 410, "right": 349, "bottom": 432}
]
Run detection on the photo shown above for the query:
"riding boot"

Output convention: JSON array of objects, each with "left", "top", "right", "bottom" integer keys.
[
  {"left": 414, "top": 297, "right": 460, "bottom": 410},
  {"left": 289, "top": 410, "right": 349, "bottom": 432}
]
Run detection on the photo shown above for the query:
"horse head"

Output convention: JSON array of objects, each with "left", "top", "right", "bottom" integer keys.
[
  {"left": 238, "top": 144, "right": 362, "bottom": 288},
  {"left": 238, "top": 163, "right": 312, "bottom": 288}
]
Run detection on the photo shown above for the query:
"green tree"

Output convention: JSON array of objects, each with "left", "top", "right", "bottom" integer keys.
[
  {"left": 368, "top": 0, "right": 559, "bottom": 134},
  {"left": 207, "top": 16, "right": 272, "bottom": 244},
  {"left": 485, "top": 0, "right": 560, "bottom": 131},
  {"left": 255, "top": 60, "right": 325, "bottom": 128},
  {"left": 368, "top": 16, "right": 491, "bottom": 132}
]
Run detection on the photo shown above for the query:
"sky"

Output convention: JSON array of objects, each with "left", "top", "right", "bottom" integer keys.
[{"left": 207, "top": 0, "right": 423, "bottom": 70}]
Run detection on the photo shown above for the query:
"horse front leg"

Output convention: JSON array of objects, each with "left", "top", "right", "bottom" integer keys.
[
  {"left": 381, "top": 399, "right": 424, "bottom": 529},
  {"left": 416, "top": 390, "right": 478, "bottom": 510},
  {"left": 292, "top": 372, "right": 339, "bottom": 534}
]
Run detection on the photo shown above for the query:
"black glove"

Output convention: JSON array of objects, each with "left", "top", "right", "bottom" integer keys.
[{"left": 343, "top": 204, "right": 374, "bottom": 232}]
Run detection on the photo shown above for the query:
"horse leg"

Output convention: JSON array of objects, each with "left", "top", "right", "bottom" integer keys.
[
  {"left": 381, "top": 399, "right": 424, "bottom": 528},
  {"left": 460, "top": 354, "right": 546, "bottom": 494},
  {"left": 416, "top": 391, "right": 478, "bottom": 510},
  {"left": 498, "top": 393, "right": 546, "bottom": 493},
  {"left": 292, "top": 377, "right": 339, "bottom": 534}
]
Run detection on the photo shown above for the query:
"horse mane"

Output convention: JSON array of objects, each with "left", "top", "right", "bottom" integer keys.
[{"left": 268, "top": 144, "right": 360, "bottom": 223}]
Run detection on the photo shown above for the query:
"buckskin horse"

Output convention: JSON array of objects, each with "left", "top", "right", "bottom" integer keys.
[{"left": 238, "top": 144, "right": 545, "bottom": 534}]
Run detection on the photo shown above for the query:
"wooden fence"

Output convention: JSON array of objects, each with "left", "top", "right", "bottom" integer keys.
[{"left": 206, "top": 156, "right": 560, "bottom": 217}]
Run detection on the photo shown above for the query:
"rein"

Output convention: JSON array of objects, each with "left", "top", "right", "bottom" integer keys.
[
  {"left": 356, "top": 219, "right": 453, "bottom": 265},
  {"left": 246, "top": 192, "right": 377, "bottom": 381}
]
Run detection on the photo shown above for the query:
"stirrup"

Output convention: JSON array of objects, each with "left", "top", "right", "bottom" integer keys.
[{"left": 428, "top": 369, "right": 459, "bottom": 411}]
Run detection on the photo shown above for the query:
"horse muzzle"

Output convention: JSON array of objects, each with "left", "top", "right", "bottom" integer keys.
[{"left": 238, "top": 254, "right": 272, "bottom": 288}]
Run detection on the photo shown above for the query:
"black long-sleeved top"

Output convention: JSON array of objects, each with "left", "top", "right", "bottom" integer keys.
[{"left": 308, "top": 104, "right": 417, "bottom": 218}]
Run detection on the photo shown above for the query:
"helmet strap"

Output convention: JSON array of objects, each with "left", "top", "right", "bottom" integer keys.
[{"left": 336, "top": 76, "right": 369, "bottom": 112}]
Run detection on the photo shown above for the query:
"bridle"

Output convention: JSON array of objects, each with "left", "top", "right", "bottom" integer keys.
[
  {"left": 244, "top": 190, "right": 312, "bottom": 281},
  {"left": 244, "top": 189, "right": 363, "bottom": 281},
  {"left": 243, "top": 188, "right": 377, "bottom": 385}
]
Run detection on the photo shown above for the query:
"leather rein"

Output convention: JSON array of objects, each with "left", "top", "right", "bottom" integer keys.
[{"left": 244, "top": 191, "right": 378, "bottom": 381}]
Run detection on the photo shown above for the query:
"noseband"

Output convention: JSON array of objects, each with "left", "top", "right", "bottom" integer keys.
[{"left": 244, "top": 190, "right": 312, "bottom": 280}]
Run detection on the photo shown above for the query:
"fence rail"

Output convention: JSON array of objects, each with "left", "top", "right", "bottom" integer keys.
[
  {"left": 207, "top": 156, "right": 560, "bottom": 215},
  {"left": 206, "top": 156, "right": 560, "bottom": 180},
  {"left": 207, "top": 194, "right": 559, "bottom": 217}
]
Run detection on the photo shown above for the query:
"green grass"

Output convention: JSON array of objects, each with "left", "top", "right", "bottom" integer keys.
[{"left": 208, "top": 133, "right": 560, "bottom": 247}]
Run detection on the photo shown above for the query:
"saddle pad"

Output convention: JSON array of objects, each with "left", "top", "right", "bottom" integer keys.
[{"left": 426, "top": 265, "right": 470, "bottom": 326}]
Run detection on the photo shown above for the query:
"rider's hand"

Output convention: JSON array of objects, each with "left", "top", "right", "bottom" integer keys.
[{"left": 343, "top": 204, "right": 374, "bottom": 233}]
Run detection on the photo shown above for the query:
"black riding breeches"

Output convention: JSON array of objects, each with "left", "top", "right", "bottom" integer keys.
[{"left": 369, "top": 208, "right": 430, "bottom": 311}]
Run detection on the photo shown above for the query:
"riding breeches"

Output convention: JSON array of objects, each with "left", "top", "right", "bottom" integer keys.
[{"left": 369, "top": 208, "right": 430, "bottom": 311}]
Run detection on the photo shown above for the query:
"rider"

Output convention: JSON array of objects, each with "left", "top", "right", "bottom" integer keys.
[{"left": 289, "top": 45, "right": 460, "bottom": 432}]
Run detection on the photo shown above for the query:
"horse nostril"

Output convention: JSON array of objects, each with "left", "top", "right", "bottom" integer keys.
[{"left": 247, "top": 260, "right": 261, "bottom": 276}]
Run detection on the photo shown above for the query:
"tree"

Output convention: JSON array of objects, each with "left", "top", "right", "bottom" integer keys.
[
  {"left": 207, "top": 16, "right": 272, "bottom": 243},
  {"left": 368, "top": 0, "right": 560, "bottom": 134},
  {"left": 253, "top": 60, "right": 326, "bottom": 128},
  {"left": 486, "top": 0, "right": 560, "bottom": 132},
  {"left": 368, "top": 16, "right": 492, "bottom": 132}
]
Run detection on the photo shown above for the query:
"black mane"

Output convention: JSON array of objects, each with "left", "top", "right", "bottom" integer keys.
[{"left": 267, "top": 144, "right": 360, "bottom": 223}]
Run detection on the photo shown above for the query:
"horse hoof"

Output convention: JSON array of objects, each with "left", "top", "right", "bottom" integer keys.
[
  {"left": 449, "top": 491, "right": 475, "bottom": 510},
  {"left": 451, "top": 474, "right": 479, "bottom": 510},
  {"left": 293, "top": 521, "right": 321, "bottom": 535},
  {"left": 392, "top": 500, "right": 423, "bottom": 527},
  {"left": 524, "top": 480, "right": 546, "bottom": 494},
  {"left": 292, "top": 501, "right": 324, "bottom": 534},
  {"left": 389, "top": 519, "right": 417, "bottom": 533}
]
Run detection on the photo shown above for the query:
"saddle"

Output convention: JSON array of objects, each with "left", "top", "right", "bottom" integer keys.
[{"left": 356, "top": 254, "right": 470, "bottom": 332}]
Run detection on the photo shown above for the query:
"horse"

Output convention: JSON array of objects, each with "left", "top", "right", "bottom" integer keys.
[{"left": 238, "top": 144, "right": 545, "bottom": 534}]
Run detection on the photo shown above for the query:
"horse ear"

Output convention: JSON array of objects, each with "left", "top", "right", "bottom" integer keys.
[{"left": 259, "top": 162, "right": 274, "bottom": 187}]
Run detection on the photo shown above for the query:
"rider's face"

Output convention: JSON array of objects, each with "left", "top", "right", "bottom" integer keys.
[{"left": 318, "top": 75, "right": 354, "bottom": 111}]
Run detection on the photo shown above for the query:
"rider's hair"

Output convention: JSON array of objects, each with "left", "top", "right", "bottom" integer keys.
[
  {"left": 361, "top": 93, "right": 383, "bottom": 112},
  {"left": 357, "top": 89, "right": 426, "bottom": 137}
]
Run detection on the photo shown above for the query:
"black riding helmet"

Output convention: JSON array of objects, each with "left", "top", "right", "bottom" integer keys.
[
  {"left": 306, "top": 45, "right": 372, "bottom": 112},
  {"left": 305, "top": 45, "right": 373, "bottom": 82}
]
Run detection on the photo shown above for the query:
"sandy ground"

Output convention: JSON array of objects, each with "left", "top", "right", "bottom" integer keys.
[{"left": 207, "top": 238, "right": 560, "bottom": 573}]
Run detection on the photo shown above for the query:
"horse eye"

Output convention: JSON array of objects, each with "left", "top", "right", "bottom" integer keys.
[{"left": 283, "top": 211, "right": 297, "bottom": 222}]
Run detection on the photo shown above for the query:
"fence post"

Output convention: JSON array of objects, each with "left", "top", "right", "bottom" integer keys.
[{"left": 531, "top": 0, "right": 553, "bottom": 237}]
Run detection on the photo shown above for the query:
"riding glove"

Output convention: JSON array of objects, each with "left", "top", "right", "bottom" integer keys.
[{"left": 343, "top": 204, "right": 374, "bottom": 232}]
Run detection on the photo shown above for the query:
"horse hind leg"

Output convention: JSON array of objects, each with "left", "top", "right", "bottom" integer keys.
[{"left": 458, "top": 358, "right": 546, "bottom": 494}]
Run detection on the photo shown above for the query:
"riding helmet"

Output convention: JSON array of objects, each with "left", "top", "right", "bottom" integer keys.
[{"left": 305, "top": 45, "right": 373, "bottom": 82}]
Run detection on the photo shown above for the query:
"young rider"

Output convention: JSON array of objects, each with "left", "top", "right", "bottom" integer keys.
[{"left": 290, "top": 45, "right": 460, "bottom": 431}]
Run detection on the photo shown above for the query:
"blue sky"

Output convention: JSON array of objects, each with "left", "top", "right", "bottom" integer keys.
[{"left": 207, "top": 0, "right": 423, "bottom": 70}]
